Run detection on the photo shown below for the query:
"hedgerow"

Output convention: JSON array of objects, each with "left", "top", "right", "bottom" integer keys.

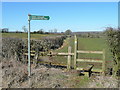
[
  {"left": 105, "top": 27, "right": 120, "bottom": 76},
  {"left": 2, "top": 35, "right": 67, "bottom": 63}
]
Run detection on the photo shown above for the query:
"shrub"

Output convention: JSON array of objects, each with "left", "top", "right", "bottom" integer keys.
[
  {"left": 2, "top": 35, "right": 67, "bottom": 63},
  {"left": 105, "top": 27, "right": 120, "bottom": 76}
]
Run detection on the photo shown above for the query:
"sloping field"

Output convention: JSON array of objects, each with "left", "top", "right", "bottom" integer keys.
[
  {"left": 2, "top": 33, "right": 113, "bottom": 71},
  {"left": 2, "top": 33, "right": 61, "bottom": 39},
  {"left": 53, "top": 36, "right": 113, "bottom": 70}
]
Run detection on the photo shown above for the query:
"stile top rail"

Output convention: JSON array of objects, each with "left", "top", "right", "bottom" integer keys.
[{"left": 77, "top": 50, "right": 103, "bottom": 54}]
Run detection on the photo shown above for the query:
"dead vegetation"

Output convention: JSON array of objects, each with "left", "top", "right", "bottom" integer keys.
[
  {"left": 1, "top": 57, "right": 119, "bottom": 88},
  {"left": 1, "top": 58, "right": 81, "bottom": 88},
  {"left": 87, "top": 76, "right": 118, "bottom": 88}
]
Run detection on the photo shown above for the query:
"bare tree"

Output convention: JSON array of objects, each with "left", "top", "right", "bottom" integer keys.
[
  {"left": 22, "top": 26, "right": 27, "bottom": 33},
  {"left": 54, "top": 29, "right": 57, "bottom": 33}
]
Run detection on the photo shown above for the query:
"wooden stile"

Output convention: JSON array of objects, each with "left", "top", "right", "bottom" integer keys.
[
  {"left": 47, "top": 35, "right": 106, "bottom": 76},
  {"left": 74, "top": 35, "right": 77, "bottom": 69},
  {"left": 67, "top": 46, "right": 72, "bottom": 70},
  {"left": 74, "top": 35, "right": 106, "bottom": 76}
]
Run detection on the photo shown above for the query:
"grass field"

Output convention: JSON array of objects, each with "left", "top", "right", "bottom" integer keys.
[
  {"left": 53, "top": 36, "right": 113, "bottom": 70},
  {"left": 2, "top": 33, "right": 113, "bottom": 70},
  {"left": 2, "top": 33, "right": 61, "bottom": 39}
]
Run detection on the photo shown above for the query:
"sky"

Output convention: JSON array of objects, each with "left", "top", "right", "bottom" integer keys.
[
  {"left": 2, "top": 2, "right": 118, "bottom": 32},
  {"left": 1, "top": 0, "right": 119, "bottom": 2}
]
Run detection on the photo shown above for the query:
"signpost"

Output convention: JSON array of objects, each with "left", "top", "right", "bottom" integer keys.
[
  {"left": 28, "top": 14, "right": 50, "bottom": 76},
  {"left": 29, "top": 15, "right": 50, "bottom": 20}
]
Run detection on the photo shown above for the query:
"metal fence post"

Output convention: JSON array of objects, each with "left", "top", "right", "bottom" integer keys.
[{"left": 28, "top": 14, "right": 31, "bottom": 77}]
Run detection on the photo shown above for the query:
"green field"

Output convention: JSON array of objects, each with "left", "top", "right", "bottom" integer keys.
[
  {"left": 2, "top": 33, "right": 61, "bottom": 39},
  {"left": 53, "top": 36, "right": 113, "bottom": 69},
  {"left": 3, "top": 33, "right": 113, "bottom": 70}
]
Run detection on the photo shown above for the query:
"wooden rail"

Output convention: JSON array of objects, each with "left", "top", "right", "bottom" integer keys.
[
  {"left": 47, "top": 46, "right": 73, "bottom": 70},
  {"left": 47, "top": 52, "right": 74, "bottom": 56},
  {"left": 24, "top": 53, "right": 35, "bottom": 56},
  {"left": 77, "top": 50, "right": 103, "bottom": 54},
  {"left": 76, "top": 67, "right": 103, "bottom": 72},
  {"left": 77, "top": 59, "right": 103, "bottom": 63}
]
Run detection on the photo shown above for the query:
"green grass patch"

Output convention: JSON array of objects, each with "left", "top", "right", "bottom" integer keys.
[
  {"left": 67, "top": 76, "right": 90, "bottom": 88},
  {"left": 53, "top": 37, "right": 113, "bottom": 69},
  {"left": 2, "top": 33, "right": 61, "bottom": 39}
]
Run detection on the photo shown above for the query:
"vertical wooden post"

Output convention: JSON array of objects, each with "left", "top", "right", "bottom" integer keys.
[
  {"left": 74, "top": 35, "right": 77, "bottom": 69},
  {"left": 67, "top": 46, "right": 71, "bottom": 70},
  {"left": 102, "top": 49, "right": 105, "bottom": 75}
]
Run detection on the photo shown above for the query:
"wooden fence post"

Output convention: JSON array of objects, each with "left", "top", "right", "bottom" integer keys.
[
  {"left": 67, "top": 46, "right": 71, "bottom": 70},
  {"left": 74, "top": 35, "right": 77, "bottom": 69},
  {"left": 102, "top": 49, "right": 105, "bottom": 75}
]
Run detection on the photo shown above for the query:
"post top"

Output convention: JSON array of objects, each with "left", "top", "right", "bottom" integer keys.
[{"left": 28, "top": 14, "right": 31, "bottom": 16}]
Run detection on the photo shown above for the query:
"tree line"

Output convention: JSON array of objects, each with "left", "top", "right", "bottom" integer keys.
[{"left": 1, "top": 26, "right": 73, "bottom": 35}]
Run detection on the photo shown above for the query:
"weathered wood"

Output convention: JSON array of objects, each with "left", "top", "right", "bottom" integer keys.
[
  {"left": 47, "top": 53, "right": 74, "bottom": 56},
  {"left": 102, "top": 49, "right": 106, "bottom": 75},
  {"left": 57, "top": 53, "right": 74, "bottom": 55},
  {"left": 24, "top": 51, "right": 36, "bottom": 53},
  {"left": 74, "top": 35, "right": 77, "bottom": 69},
  {"left": 83, "top": 64, "right": 94, "bottom": 71},
  {"left": 30, "top": 51, "right": 36, "bottom": 53},
  {"left": 67, "top": 46, "right": 71, "bottom": 70},
  {"left": 77, "top": 50, "right": 103, "bottom": 54},
  {"left": 76, "top": 64, "right": 94, "bottom": 77},
  {"left": 84, "top": 72, "right": 89, "bottom": 77},
  {"left": 92, "top": 68, "right": 103, "bottom": 72},
  {"left": 24, "top": 53, "right": 35, "bottom": 56},
  {"left": 76, "top": 67, "right": 83, "bottom": 70},
  {"left": 77, "top": 59, "right": 103, "bottom": 63},
  {"left": 76, "top": 67, "right": 103, "bottom": 72},
  {"left": 76, "top": 65, "right": 94, "bottom": 71}
]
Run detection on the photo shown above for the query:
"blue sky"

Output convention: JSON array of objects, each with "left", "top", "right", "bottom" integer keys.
[{"left": 2, "top": 2, "right": 118, "bottom": 32}]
